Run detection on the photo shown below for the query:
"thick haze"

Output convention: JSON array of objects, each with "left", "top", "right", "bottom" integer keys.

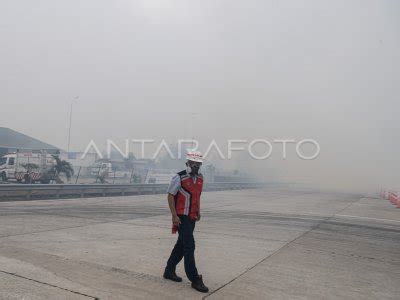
[{"left": 1, "top": 0, "right": 399, "bottom": 191}]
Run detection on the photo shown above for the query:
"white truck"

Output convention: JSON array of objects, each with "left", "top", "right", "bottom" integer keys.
[
  {"left": 0, "top": 152, "right": 56, "bottom": 183},
  {"left": 90, "top": 162, "right": 112, "bottom": 177},
  {"left": 144, "top": 169, "right": 176, "bottom": 184},
  {"left": 89, "top": 162, "right": 112, "bottom": 183}
]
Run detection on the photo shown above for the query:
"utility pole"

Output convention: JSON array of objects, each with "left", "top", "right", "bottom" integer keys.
[{"left": 67, "top": 96, "right": 79, "bottom": 152}]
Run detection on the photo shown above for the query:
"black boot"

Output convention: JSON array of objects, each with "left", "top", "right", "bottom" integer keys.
[
  {"left": 163, "top": 269, "right": 182, "bottom": 282},
  {"left": 191, "top": 275, "right": 209, "bottom": 293}
]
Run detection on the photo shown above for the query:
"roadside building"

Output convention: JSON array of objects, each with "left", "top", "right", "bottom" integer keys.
[{"left": 0, "top": 127, "right": 60, "bottom": 157}]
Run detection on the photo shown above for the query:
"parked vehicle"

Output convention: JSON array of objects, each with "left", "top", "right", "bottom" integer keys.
[
  {"left": 0, "top": 151, "right": 56, "bottom": 183},
  {"left": 144, "top": 169, "right": 175, "bottom": 184},
  {"left": 90, "top": 162, "right": 112, "bottom": 176}
]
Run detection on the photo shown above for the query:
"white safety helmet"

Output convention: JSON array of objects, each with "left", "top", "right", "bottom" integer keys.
[{"left": 185, "top": 151, "right": 203, "bottom": 163}]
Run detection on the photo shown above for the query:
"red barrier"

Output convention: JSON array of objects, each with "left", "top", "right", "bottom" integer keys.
[
  {"left": 392, "top": 192, "right": 400, "bottom": 208},
  {"left": 389, "top": 192, "right": 394, "bottom": 204},
  {"left": 389, "top": 192, "right": 397, "bottom": 205},
  {"left": 380, "top": 189, "right": 399, "bottom": 208}
]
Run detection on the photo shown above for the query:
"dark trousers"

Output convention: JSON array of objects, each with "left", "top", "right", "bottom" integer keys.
[{"left": 165, "top": 215, "right": 198, "bottom": 282}]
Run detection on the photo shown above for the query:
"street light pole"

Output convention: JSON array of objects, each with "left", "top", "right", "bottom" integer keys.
[
  {"left": 190, "top": 112, "right": 198, "bottom": 149},
  {"left": 67, "top": 96, "right": 78, "bottom": 152}
]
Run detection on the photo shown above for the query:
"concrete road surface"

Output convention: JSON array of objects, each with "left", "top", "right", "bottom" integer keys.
[{"left": 0, "top": 188, "right": 399, "bottom": 299}]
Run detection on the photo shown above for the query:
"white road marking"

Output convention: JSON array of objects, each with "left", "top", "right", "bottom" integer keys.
[{"left": 335, "top": 214, "right": 400, "bottom": 223}]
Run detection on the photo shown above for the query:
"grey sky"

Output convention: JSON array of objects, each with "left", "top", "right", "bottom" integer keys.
[{"left": 1, "top": 0, "right": 399, "bottom": 189}]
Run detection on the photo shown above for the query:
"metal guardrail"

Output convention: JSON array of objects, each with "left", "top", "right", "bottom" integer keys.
[{"left": 0, "top": 182, "right": 266, "bottom": 201}]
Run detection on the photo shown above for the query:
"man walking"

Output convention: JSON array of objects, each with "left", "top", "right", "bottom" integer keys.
[{"left": 163, "top": 151, "right": 209, "bottom": 293}]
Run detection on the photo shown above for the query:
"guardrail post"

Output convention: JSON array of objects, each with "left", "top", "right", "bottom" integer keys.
[{"left": 26, "top": 190, "right": 31, "bottom": 200}]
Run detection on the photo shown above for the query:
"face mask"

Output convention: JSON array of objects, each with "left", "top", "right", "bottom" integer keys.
[{"left": 187, "top": 164, "right": 200, "bottom": 175}]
